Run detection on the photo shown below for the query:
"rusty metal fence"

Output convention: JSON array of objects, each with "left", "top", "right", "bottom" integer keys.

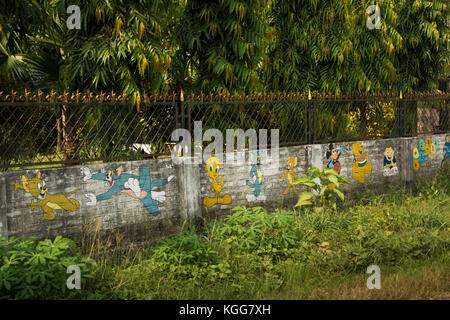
[{"left": 0, "top": 90, "right": 449, "bottom": 170}]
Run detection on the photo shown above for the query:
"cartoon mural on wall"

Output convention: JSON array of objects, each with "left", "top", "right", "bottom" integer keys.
[
  {"left": 352, "top": 142, "right": 372, "bottom": 183},
  {"left": 246, "top": 152, "right": 266, "bottom": 202},
  {"left": 326, "top": 144, "right": 344, "bottom": 174},
  {"left": 412, "top": 137, "right": 437, "bottom": 171},
  {"left": 326, "top": 144, "right": 345, "bottom": 189},
  {"left": 13, "top": 171, "right": 80, "bottom": 220},
  {"left": 442, "top": 135, "right": 450, "bottom": 168},
  {"left": 81, "top": 164, "right": 174, "bottom": 215},
  {"left": 418, "top": 139, "right": 427, "bottom": 163},
  {"left": 280, "top": 156, "right": 298, "bottom": 195},
  {"left": 204, "top": 157, "right": 232, "bottom": 207},
  {"left": 383, "top": 141, "right": 399, "bottom": 176},
  {"left": 412, "top": 147, "right": 420, "bottom": 171}
]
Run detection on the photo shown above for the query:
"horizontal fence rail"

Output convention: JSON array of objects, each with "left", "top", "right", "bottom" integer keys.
[{"left": 0, "top": 90, "right": 449, "bottom": 170}]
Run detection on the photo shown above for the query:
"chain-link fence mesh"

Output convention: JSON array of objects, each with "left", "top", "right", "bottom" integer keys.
[
  {"left": 187, "top": 99, "right": 308, "bottom": 149},
  {"left": 0, "top": 91, "right": 448, "bottom": 170},
  {"left": 0, "top": 98, "right": 177, "bottom": 170}
]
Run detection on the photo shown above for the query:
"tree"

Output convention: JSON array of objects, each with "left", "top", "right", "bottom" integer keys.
[
  {"left": 266, "top": 0, "right": 448, "bottom": 95},
  {"left": 176, "top": 0, "right": 271, "bottom": 94},
  {"left": 394, "top": 0, "right": 448, "bottom": 92}
]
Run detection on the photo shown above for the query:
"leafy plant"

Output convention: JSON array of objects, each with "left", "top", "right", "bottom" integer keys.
[
  {"left": 294, "top": 167, "right": 350, "bottom": 209},
  {"left": 119, "top": 227, "right": 223, "bottom": 285},
  {"left": 0, "top": 236, "right": 96, "bottom": 299},
  {"left": 207, "top": 206, "right": 302, "bottom": 262},
  {"left": 151, "top": 227, "right": 217, "bottom": 266}
]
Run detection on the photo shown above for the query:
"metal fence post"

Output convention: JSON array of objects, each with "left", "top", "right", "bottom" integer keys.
[
  {"left": 177, "top": 89, "right": 187, "bottom": 156},
  {"left": 307, "top": 90, "right": 313, "bottom": 144},
  {"left": 399, "top": 91, "right": 406, "bottom": 137},
  {"left": 360, "top": 100, "right": 367, "bottom": 139},
  {"left": 62, "top": 104, "right": 74, "bottom": 162},
  {"left": 179, "top": 88, "right": 185, "bottom": 130},
  {"left": 396, "top": 91, "right": 404, "bottom": 137}
]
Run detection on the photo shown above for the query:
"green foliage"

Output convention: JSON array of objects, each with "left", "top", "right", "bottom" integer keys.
[
  {"left": 294, "top": 167, "right": 350, "bottom": 209},
  {"left": 395, "top": 0, "right": 449, "bottom": 92},
  {"left": 151, "top": 227, "right": 217, "bottom": 266},
  {"left": 1, "top": 0, "right": 447, "bottom": 94},
  {"left": 115, "top": 227, "right": 225, "bottom": 295},
  {"left": 179, "top": 0, "right": 270, "bottom": 93},
  {"left": 0, "top": 236, "right": 96, "bottom": 299},
  {"left": 207, "top": 206, "right": 302, "bottom": 261},
  {"left": 62, "top": 0, "right": 178, "bottom": 95},
  {"left": 266, "top": 0, "right": 449, "bottom": 94}
]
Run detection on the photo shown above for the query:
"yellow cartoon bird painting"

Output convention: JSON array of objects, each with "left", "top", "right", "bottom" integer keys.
[{"left": 203, "top": 157, "right": 232, "bottom": 207}]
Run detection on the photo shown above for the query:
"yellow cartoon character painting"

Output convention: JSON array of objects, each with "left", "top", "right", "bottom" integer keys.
[
  {"left": 352, "top": 142, "right": 372, "bottom": 183},
  {"left": 203, "top": 157, "right": 232, "bottom": 207},
  {"left": 280, "top": 156, "right": 298, "bottom": 195},
  {"left": 13, "top": 171, "right": 80, "bottom": 220}
]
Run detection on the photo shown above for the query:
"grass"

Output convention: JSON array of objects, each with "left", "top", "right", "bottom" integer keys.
[
  {"left": 71, "top": 167, "right": 449, "bottom": 300},
  {"left": 267, "top": 255, "right": 449, "bottom": 300}
]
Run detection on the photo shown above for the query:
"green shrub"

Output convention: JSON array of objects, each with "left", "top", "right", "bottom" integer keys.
[
  {"left": 294, "top": 167, "right": 350, "bottom": 210},
  {"left": 151, "top": 227, "right": 217, "bottom": 266},
  {"left": 0, "top": 236, "right": 96, "bottom": 299},
  {"left": 118, "top": 227, "right": 224, "bottom": 286},
  {"left": 207, "top": 206, "right": 302, "bottom": 261}
]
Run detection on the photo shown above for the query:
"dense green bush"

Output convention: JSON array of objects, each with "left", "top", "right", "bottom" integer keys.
[
  {"left": 151, "top": 227, "right": 217, "bottom": 266},
  {"left": 207, "top": 207, "right": 302, "bottom": 261},
  {"left": 0, "top": 236, "right": 96, "bottom": 299}
]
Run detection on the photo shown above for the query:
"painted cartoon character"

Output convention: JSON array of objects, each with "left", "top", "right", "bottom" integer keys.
[
  {"left": 424, "top": 138, "right": 432, "bottom": 155},
  {"left": 203, "top": 157, "right": 232, "bottom": 207},
  {"left": 442, "top": 135, "right": 450, "bottom": 168},
  {"left": 280, "top": 156, "right": 298, "bottom": 195},
  {"left": 326, "top": 144, "right": 344, "bottom": 174},
  {"left": 352, "top": 142, "right": 372, "bottom": 183},
  {"left": 81, "top": 164, "right": 174, "bottom": 215},
  {"left": 383, "top": 141, "right": 398, "bottom": 176},
  {"left": 412, "top": 147, "right": 420, "bottom": 171},
  {"left": 430, "top": 139, "right": 437, "bottom": 154},
  {"left": 246, "top": 152, "right": 266, "bottom": 202},
  {"left": 418, "top": 139, "right": 426, "bottom": 163},
  {"left": 13, "top": 171, "right": 79, "bottom": 220}
]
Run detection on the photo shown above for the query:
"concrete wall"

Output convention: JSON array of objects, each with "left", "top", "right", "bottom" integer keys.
[{"left": 0, "top": 133, "right": 448, "bottom": 242}]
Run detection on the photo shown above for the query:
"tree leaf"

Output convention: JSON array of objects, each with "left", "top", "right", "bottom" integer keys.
[
  {"left": 295, "top": 191, "right": 315, "bottom": 208},
  {"left": 334, "top": 188, "right": 345, "bottom": 201},
  {"left": 327, "top": 175, "right": 339, "bottom": 186}
]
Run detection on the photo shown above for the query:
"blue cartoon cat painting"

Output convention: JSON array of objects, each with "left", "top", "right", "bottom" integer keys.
[
  {"left": 246, "top": 152, "right": 266, "bottom": 202},
  {"left": 81, "top": 164, "right": 174, "bottom": 215}
]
